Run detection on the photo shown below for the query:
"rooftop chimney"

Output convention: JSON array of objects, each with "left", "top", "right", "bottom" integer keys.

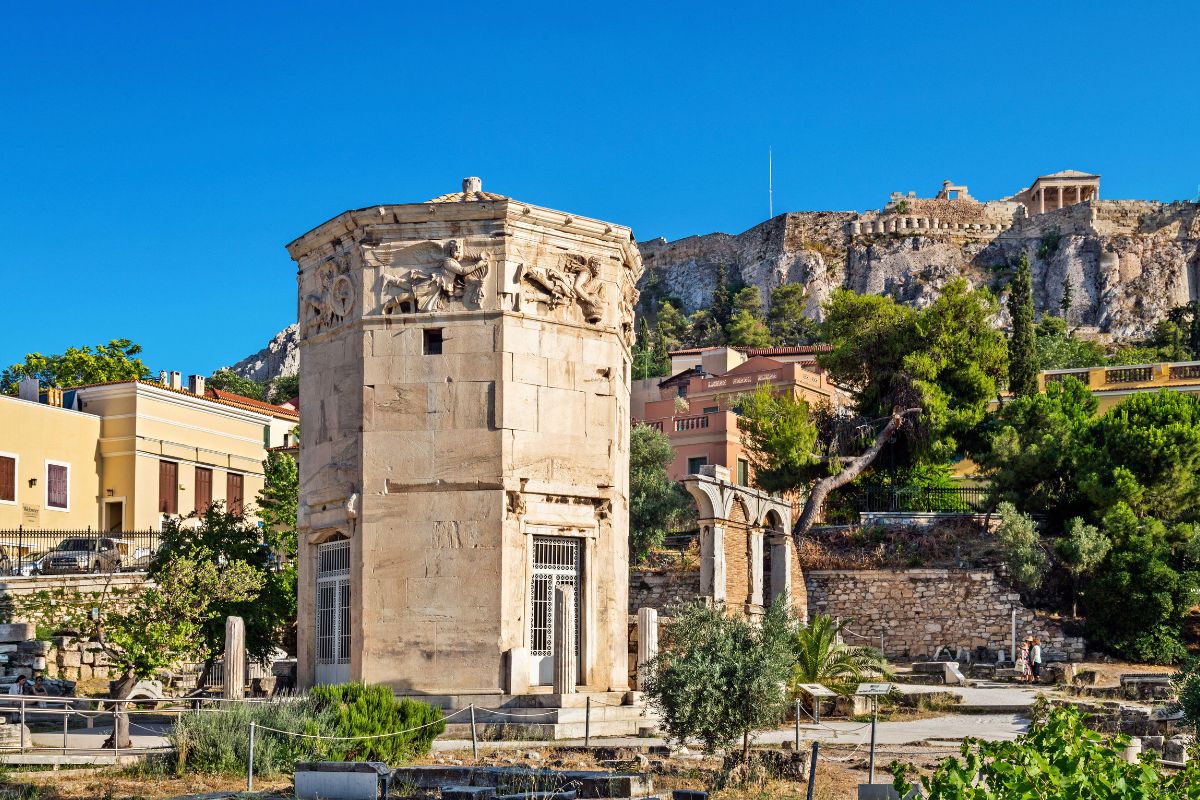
[
  {"left": 169, "top": 371, "right": 182, "bottom": 391},
  {"left": 463, "top": 176, "right": 482, "bottom": 194},
  {"left": 188, "top": 374, "right": 206, "bottom": 395},
  {"left": 17, "top": 378, "right": 38, "bottom": 403}
]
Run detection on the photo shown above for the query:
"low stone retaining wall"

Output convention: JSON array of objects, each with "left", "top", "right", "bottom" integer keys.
[
  {"left": 805, "top": 568, "right": 1086, "bottom": 662},
  {"left": 0, "top": 574, "right": 145, "bottom": 684},
  {"left": 0, "top": 572, "right": 146, "bottom": 599}
]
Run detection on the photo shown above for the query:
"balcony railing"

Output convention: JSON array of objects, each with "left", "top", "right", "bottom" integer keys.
[
  {"left": 674, "top": 415, "right": 710, "bottom": 432},
  {"left": 857, "top": 487, "right": 992, "bottom": 514},
  {"left": 1169, "top": 364, "right": 1200, "bottom": 381},
  {"left": 1105, "top": 366, "right": 1153, "bottom": 384},
  {"left": 1045, "top": 370, "right": 1091, "bottom": 386}
]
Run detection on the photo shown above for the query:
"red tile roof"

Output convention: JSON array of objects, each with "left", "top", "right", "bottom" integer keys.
[
  {"left": 668, "top": 344, "right": 829, "bottom": 357},
  {"left": 206, "top": 388, "right": 299, "bottom": 419},
  {"left": 739, "top": 345, "right": 830, "bottom": 356}
]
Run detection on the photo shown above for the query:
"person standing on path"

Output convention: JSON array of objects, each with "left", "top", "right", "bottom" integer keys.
[
  {"left": 1017, "top": 639, "right": 1031, "bottom": 683},
  {"left": 1031, "top": 638, "right": 1043, "bottom": 683}
]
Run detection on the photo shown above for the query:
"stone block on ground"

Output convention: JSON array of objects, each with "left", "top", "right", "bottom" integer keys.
[
  {"left": 294, "top": 761, "right": 390, "bottom": 800},
  {"left": 18, "top": 640, "right": 50, "bottom": 656},
  {"left": 912, "top": 661, "right": 957, "bottom": 675},
  {"left": 0, "top": 625, "right": 34, "bottom": 644}
]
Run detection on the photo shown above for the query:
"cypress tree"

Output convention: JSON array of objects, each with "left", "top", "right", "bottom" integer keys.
[
  {"left": 1008, "top": 253, "right": 1038, "bottom": 396},
  {"left": 711, "top": 263, "right": 733, "bottom": 331},
  {"left": 1190, "top": 300, "right": 1200, "bottom": 358}
]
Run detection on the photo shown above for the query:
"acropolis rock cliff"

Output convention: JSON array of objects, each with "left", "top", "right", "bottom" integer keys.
[{"left": 639, "top": 199, "right": 1200, "bottom": 339}]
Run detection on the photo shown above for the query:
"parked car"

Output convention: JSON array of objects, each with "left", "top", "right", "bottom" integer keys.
[
  {"left": 0, "top": 544, "right": 49, "bottom": 577},
  {"left": 14, "top": 550, "right": 48, "bottom": 577},
  {"left": 40, "top": 538, "right": 123, "bottom": 575}
]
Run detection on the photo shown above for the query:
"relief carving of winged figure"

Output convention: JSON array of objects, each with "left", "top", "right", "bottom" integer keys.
[
  {"left": 518, "top": 253, "right": 607, "bottom": 324},
  {"left": 368, "top": 239, "right": 491, "bottom": 314}
]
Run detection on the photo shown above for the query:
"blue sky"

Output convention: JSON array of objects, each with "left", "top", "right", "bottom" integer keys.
[{"left": 2, "top": 1, "right": 1198, "bottom": 375}]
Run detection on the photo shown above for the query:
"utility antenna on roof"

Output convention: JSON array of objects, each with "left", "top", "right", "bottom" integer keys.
[{"left": 768, "top": 146, "right": 774, "bottom": 219}]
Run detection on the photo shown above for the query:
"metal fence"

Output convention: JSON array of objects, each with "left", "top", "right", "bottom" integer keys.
[
  {"left": 856, "top": 487, "right": 992, "bottom": 514},
  {"left": 0, "top": 528, "right": 161, "bottom": 577}
]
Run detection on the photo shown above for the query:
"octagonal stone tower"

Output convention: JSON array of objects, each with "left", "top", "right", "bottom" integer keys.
[{"left": 287, "top": 178, "right": 641, "bottom": 698}]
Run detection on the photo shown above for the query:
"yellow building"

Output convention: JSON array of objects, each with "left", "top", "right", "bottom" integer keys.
[
  {"left": 0, "top": 393, "right": 102, "bottom": 530},
  {"left": 1039, "top": 361, "right": 1200, "bottom": 413},
  {"left": 1, "top": 373, "right": 298, "bottom": 532}
]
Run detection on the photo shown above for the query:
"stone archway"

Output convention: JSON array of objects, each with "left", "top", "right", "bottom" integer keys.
[{"left": 680, "top": 468, "right": 795, "bottom": 620}]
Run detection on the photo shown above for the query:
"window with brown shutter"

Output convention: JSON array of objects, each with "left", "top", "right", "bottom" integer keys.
[
  {"left": 158, "top": 461, "right": 178, "bottom": 515},
  {"left": 47, "top": 463, "right": 68, "bottom": 509},
  {"left": 227, "top": 472, "right": 244, "bottom": 516},
  {"left": 195, "top": 467, "right": 212, "bottom": 515},
  {"left": 0, "top": 456, "right": 14, "bottom": 503}
]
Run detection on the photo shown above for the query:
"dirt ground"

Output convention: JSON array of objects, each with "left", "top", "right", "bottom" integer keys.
[{"left": 0, "top": 742, "right": 964, "bottom": 800}]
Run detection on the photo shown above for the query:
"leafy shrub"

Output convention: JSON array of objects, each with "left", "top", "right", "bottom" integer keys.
[
  {"left": 995, "top": 501, "right": 1048, "bottom": 591},
  {"left": 310, "top": 683, "right": 445, "bottom": 763},
  {"left": 172, "top": 685, "right": 444, "bottom": 776},
  {"left": 1085, "top": 504, "right": 1195, "bottom": 664},
  {"left": 643, "top": 602, "right": 794, "bottom": 759},
  {"left": 172, "top": 697, "right": 334, "bottom": 776},
  {"left": 893, "top": 705, "right": 1200, "bottom": 798},
  {"left": 1036, "top": 228, "right": 1062, "bottom": 261},
  {"left": 1172, "top": 658, "right": 1200, "bottom": 729}
]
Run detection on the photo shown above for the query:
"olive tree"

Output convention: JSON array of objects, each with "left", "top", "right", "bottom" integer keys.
[{"left": 642, "top": 602, "right": 794, "bottom": 760}]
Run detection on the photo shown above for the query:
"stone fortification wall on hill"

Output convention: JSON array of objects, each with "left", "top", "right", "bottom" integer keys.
[
  {"left": 639, "top": 200, "right": 1200, "bottom": 341},
  {"left": 805, "top": 568, "right": 1086, "bottom": 662}
]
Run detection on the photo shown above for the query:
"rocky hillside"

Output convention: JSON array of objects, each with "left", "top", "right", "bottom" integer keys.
[
  {"left": 231, "top": 200, "right": 1200, "bottom": 379},
  {"left": 225, "top": 323, "right": 299, "bottom": 384},
  {"left": 638, "top": 200, "right": 1200, "bottom": 339}
]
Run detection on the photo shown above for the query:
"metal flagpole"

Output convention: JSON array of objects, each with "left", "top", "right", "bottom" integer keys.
[{"left": 768, "top": 147, "right": 773, "bottom": 218}]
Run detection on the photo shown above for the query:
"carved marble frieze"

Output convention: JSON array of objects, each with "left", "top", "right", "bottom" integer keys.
[
  {"left": 617, "top": 281, "right": 639, "bottom": 347},
  {"left": 301, "top": 255, "right": 356, "bottom": 339},
  {"left": 366, "top": 239, "right": 491, "bottom": 315},
  {"left": 518, "top": 253, "right": 607, "bottom": 324}
]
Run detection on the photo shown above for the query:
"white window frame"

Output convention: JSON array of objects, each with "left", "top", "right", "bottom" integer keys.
[
  {"left": 0, "top": 451, "right": 18, "bottom": 506},
  {"left": 45, "top": 459, "right": 70, "bottom": 512}
]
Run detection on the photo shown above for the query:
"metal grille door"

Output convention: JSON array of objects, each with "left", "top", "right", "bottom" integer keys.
[
  {"left": 315, "top": 539, "right": 351, "bottom": 684},
  {"left": 529, "top": 535, "right": 581, "bottom": 686}
]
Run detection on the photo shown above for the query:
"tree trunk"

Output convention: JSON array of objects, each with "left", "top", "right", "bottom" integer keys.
[
  {"left": 197, "top": 653, "right": 217, "bottom": 691},
  {"left": 742, "top": 729, "right": 749, "bottom": 762},
  {"left": 792, "top": 407, "right": 918, "bottom": 541},
  {"left": 102, "top": 671, "right": 137, "bottom": 750}
]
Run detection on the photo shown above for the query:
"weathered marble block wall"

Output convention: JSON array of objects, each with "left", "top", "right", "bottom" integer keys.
[
  {"left": 805, "top": 569, "right": 1086, "bottom": 662},
  {"left": 629, "top": 569, "right": 702, "bottom": 615}
]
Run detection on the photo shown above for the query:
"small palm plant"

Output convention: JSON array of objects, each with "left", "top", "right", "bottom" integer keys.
[{"left": 789, "top": 613, "right": 893, "bottom": 697}]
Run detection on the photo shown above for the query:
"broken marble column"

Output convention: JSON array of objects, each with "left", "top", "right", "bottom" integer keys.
[
  {"left": 223, "top": 616, "right": 246, "bottom": 700},
  {"left": 553, "top": 586, "right": 576, "bottom": 695},
  {"left": 636, "top": 607, "right": 659, "bottom": 689}
]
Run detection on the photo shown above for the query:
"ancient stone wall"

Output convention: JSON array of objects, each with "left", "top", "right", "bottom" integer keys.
[
  {"left": 805, "top": 568, "right": 1086, "bottom": 662},
  {"left": 629, "top": 569, "right": 702, "bottom": 614}
]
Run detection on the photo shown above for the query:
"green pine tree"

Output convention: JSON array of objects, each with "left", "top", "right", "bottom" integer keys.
[
  {"left": 710, "top": 263, "right": 734, "bottom": 331},
  {"left": 1007, "top": 253, "right": 1038, "bottom": 396},
  {"left": 1190, "top": 300, "right": 1200, "bottom": 357}
]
